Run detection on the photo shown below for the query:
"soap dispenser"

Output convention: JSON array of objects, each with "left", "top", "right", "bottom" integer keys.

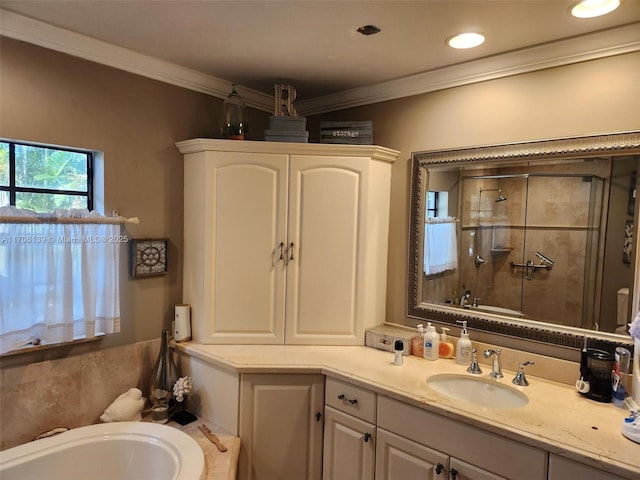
[
  {"left": 412, "top": 324, "right": 425, "bottom": 358},
  {"left": 439, "top": 327, "right": 454, "bottom": 358},
  {"left": 423, "top": 322, "right": 439, "bottom": 361},
  {"left": 456, "top": 320, "right": 472, "bottom": 365}
]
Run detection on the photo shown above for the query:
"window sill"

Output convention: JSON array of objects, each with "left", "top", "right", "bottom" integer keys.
[{"left": 1, "top": 333, "right": 105, "bottom": 358}]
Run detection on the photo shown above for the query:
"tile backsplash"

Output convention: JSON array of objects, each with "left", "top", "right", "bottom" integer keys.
[{"left": 0, "top": 338, "right": 161, "bottom": 450}]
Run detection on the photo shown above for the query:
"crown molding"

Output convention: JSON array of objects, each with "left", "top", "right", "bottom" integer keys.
[
  {"left": 0, "top": 10, "right": 274, "bottom": 113},
  {"left": 296, "top": 22, "right": 640, "bottom": 115},
  {"left": 1, "top": 10, "right": 638, "bottom": 116}
]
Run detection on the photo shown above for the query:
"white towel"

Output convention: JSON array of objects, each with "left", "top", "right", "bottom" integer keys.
[
  {"left": 630, "top": 310, "right": 640, "bottom": 340},
  {"left": 424, "top": 218, "right": 458, "bottom": 275},
  {"left": 100, "top": 388, "right": 145, "bottom": 423}
]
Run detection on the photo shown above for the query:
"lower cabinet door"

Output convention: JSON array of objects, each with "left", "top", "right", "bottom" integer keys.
[
  {"left": 548, "top": 454, "right": 626, "bottom": 480},
  {"left": 449, "top": 458, "right": 508, "bottom": 480},
  {"left": 375, "top": 428, "right": 449, "bottom": 480},
  {"left": 239, "top": 374, "right": 324, "bottom": 480},
  {"left": 323, "top": 406, "right": 375, "bottom": 480}
]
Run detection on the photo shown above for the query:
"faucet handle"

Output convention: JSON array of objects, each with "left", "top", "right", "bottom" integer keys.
[
  {"left": 467, "top": 348, "right": 483, "bottom": 375},
  {"left": 512, "top": 361, "right": 535, "bottom": 386}
]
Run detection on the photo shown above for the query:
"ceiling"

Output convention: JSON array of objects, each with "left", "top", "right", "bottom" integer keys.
[{"left": 1, "top": 1, "right": 640, "bottom": 114}]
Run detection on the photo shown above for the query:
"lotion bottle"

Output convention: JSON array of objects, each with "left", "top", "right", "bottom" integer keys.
[
  {"left": 456, "top": 320, "right": 472, "bottom": 365},
  {"left": 439, "top": 327, "right": 455, "bottom": 358},
  {"left": 423, "top": 322, "right": 439, "bottom": 361},
  {"left": 412, "top": 324, "right": 425, "bottom": 358}
]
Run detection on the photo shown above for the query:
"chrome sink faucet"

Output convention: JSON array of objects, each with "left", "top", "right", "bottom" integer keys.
[{"left": 483, "top": 349, "right": 503, "bottom": 378}]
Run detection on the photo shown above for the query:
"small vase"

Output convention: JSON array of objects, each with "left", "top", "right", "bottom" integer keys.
[{"left": 149, "top": 330, "right": 179, "bottom": 407}]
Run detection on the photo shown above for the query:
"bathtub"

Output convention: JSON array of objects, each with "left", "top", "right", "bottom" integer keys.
[{"left": 0, "top": 422, "right": 205, "bottom": 480}]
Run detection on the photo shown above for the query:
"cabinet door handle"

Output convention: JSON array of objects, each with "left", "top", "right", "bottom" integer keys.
[
  {"left": 337, "top": 394, "right": 358, "bottom": 406},
  {"left": 435, "top": 463, "right": 443, "bottom": 475},
  {"left": 363, "top": 432, "right": 371, "bottom": 443},
  {"left": 278, "top": 242, "right": 285, "bottom": 261},
  {"left": 315, "top": 412, "right": 322, "bottom": 422},
  {"left": 450, "top": 467, "right": 458, "bottom": 479},
  {"left": 287, "top": 242, "right": 295, "bottom": 263}
]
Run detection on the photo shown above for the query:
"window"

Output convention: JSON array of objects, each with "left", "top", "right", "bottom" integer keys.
[
  {"left": 0, "top": 140, "right": 119, "bottom": 356},
  {"left": 0, "top": 140, "right": 93, "bottom": 212},
  {"left": 426, "top": 190, "right": 449, "bottom": 218}
]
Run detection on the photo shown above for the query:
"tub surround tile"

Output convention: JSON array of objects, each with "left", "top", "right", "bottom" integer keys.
[
  {"left": 79, "top": 341, "right": 153, "bottom": 425},
  {"left": 1, "top": 366, "right": 83, "bottom": 449},
  {"left": 0, "top": 338, "right": 160, "bottom": 450}
]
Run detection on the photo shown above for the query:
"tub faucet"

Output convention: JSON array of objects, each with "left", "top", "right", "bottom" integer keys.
[
  {"left": 459, "top": 290, "right": 471, "bottom": 308},
  {"left": 483, "top": 348, "right": 503, "bottom": 379}
]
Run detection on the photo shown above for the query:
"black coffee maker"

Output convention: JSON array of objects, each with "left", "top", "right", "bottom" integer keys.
[{"left": 581, "top": 349, "right": 615, "bottom": 403}]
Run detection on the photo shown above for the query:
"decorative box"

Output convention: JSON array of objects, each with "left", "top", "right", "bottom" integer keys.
[
  {"left": 365, "top": 325, "right": 413, "bottom": 356},
  {"left": 320, "top": 121, "right": 373, "bottom": 145},
  {"left": 265, "top": 115, "right": 309, "bottom": 142},
  {"left": 264, "top": 130, "right": 309, "bottom": 143}
]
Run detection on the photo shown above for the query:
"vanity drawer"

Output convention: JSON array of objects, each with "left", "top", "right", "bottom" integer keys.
[
  {"left": 325, "top": 377, "right": 376, "bottom": 423},
  {"left": 377, "top": 395, "right": 547, "bottom": 480}
]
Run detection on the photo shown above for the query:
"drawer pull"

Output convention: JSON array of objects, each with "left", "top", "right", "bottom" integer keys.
[
  {"left": 363, "top": 432, "right": 371, "bottom": 443},
  {"left": 450, "top": 468, "right": 458, "bottom": 479},
  {"left": 337, "top": 394, "right": 358, "bottom": 406},
  {"left": 435, "top": 463, "right": 443, "bottom": 475}
]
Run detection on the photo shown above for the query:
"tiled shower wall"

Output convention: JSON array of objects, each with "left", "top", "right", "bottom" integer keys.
[{"left": 0, "top": 338, "right": 161, "bottom": 450}]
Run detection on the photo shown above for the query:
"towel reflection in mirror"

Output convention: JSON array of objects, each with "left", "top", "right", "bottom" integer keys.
[{"left": 424, "top": 217, "right": 458, "bottom": 275}]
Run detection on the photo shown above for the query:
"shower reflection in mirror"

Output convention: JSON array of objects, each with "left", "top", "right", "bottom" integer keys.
[{"left": 421, "top": 154, "right": 640, "bottom": 334}]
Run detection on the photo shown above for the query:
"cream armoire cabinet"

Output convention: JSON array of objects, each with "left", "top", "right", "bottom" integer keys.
[{"left": 176, "top": 139, "right": 399, "bottom": 345}]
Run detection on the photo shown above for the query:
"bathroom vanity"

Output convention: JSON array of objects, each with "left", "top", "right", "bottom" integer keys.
[{"left": 176, "top": 342, "right": 639, "bottom": 480}]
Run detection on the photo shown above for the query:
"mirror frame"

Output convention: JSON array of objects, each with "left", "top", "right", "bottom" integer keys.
[{"left": 408, "top": 130, "right": 640, "bottom": 353}]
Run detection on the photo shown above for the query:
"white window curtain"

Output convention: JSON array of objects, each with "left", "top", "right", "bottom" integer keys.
[{"left": 0, "top": 207, "right": 121, "bottom": 354}]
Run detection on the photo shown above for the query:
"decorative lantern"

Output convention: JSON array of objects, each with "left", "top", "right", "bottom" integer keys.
[{"left": 221, "top": 84, "right": 247, "bottom": 140}]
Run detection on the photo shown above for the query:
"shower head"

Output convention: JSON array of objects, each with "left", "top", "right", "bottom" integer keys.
[{"left": 479, "top": 187, "right": 507, "bottom": 204}]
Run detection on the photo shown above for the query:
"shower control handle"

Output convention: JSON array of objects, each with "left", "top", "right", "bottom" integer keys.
[{"left": 511, "top": 258, "right": 554, "bottom": 280}]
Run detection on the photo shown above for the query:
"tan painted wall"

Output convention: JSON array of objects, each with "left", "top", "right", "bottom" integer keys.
[
  {"left": 1, "top": 37, "right": 639, "bottom": 358},
  {"left": 0, "top": 37, "right": 269, "bottom": 363},
  {"left": 307, "top": 51, "right": 640, "bottom": 329}
]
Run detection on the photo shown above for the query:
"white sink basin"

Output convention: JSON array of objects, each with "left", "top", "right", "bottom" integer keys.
[{"left": 426, "top": 374, "right": 529, "bottom": 409}]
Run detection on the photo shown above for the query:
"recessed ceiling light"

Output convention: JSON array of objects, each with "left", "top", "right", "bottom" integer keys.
[
  {"left": 357, "top": 25, "right": 381, "bottom": 36},
  {"left": 571, "top": 0, "right": 620, "bottom": 18},
  {"left": 447, "top": 32, "right": 485, "bottom": 49}
]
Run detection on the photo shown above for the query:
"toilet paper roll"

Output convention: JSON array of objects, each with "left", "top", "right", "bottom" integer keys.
[{"left": 174, "top": 304, "right": 191, "bottom": 342}]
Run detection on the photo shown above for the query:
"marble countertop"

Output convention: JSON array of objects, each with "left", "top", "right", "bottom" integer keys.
[
  {"left": 175, "top": 342, "right": 639, "bottom": 479},
  {"left": 157, "top": 416, "right": 240, "bottom": 480}
]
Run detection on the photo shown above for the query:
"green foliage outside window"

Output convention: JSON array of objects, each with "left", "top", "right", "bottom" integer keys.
[{"left": 0, "top": 141, "right": 91, "bottom": 212}]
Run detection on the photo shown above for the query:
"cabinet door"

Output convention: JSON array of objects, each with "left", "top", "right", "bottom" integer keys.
[
  {"left": 449, "top": 458, "right": 508, "bottom": 480},
  {"left": 548, "top": 454, "right": 626, "bottom": 480},
  {"left": 185, "top": 152, "right": 288, "bottom": 344},
  {"left": 239, "top": 374, "right": 324, "bottom": 480},
  {"left": 286, "top": 155, "right": 368, "bottom": 344},
  {"left": 323, "top": 406, "right": 375, "bottom": 480},
  {"left": 375, "top": 428, "right": 449, "bottom": 480}
]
